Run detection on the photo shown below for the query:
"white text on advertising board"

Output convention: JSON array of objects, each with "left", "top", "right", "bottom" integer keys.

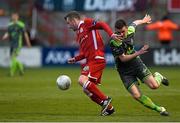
[
  {"left": 154, "top": 49, "right": 180, "bottom": 65},
  {"left": 45, "top": 51, "right": 72, "bottom": 64},
  {"left": 84, "top": 0, "right": 134, "bottom": 11}
]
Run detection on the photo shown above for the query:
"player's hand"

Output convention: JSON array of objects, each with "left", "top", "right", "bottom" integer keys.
[
  {"left": 111, "top": 33, "right": 123, "bottom": 41},
  {"left": 67, "top": 57, "right": 76, "bottom": 64},
  {"left": 137, "top": 44, "right": 149, "bottom": 55},
  {"left": 142, "top": 14, "right": 152, "bottom": 24}
]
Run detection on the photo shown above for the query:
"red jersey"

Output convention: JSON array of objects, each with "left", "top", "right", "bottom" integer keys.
[{"left": 75, "top": 18, "right": 113, "bottom": 63}]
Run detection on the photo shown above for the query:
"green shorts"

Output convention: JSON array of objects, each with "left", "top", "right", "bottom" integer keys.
[{"left": 118, "top": 63, "right": 152, "bottom": 91}]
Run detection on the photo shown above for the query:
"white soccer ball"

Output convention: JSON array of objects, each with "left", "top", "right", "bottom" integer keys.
[{"left": 56, "top": 75, "right": 71, "bottom": 90}]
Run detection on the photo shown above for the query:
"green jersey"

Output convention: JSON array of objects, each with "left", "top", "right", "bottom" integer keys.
[
  {"left": 8, "top": 20, "right": 25, "bottom": 49},
  {"left": 110, "top": 23, "right": 151, "bottom": 89},
  {"left": 110, "top": 23, "right": 144, "bottom": 73}
]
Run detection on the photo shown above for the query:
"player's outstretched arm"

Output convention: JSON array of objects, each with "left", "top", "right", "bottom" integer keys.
[
  {"left": 91, "top": 20, "right": 122, "bottom": 41},
  {"left": 68, "top": 53, "right": 85, "bottom": 64},
  {"left": 92, "top": 20, "right": 113, "bottom": 37},
  {"left": 119, "top": 45, "right": 149, "bottom": 62},
  {"left": 133, "top": 14, "right": 152, "bottom": 26},
  {"left": 67, "top": 57, "right": 76, "bottom": 64},
  {"left": 92, "top": 21, "right": 120, "bottom": 38}
]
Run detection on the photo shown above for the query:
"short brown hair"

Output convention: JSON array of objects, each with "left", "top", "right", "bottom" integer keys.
[{"left": 64, "top": 11, "right": 81, "bottom": 21}]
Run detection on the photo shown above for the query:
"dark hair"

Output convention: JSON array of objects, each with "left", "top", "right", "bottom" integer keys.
[
  {"left": 115, "top": 19, "right": 127, "bottom": 29},
  {"left": 64, "top": 11, "right": 81, "bottom": 21}
]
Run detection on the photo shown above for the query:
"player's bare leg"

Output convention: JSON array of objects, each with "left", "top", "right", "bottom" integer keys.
[
  {"left": 144, "top": 75, "right": 160, "bottom": 89},
  {"left": 144, "top": 74, "right": 169, "bottom": 89}
]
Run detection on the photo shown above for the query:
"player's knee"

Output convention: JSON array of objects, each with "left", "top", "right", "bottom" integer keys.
[
  {"left": 151, "top": 85, "right": 159, "bottom": 89},
  {"left": 146, "top": 77, "right": 160, "bottom": 89},
  {"left": 132, "top": 92, "right": 141, "bottom": 100},
  {"left": 150, "top": 82, "right": 159, "bottom": 89},
  {"left": 78, "top": 75, "right": 88, "bottom": 87},
  {"left": 78, "top": 77, "right": 84, "bottom": 86}
]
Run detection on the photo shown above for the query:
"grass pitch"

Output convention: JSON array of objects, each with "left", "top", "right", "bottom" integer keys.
[{"left": 0, "top": 66, "right": 180, "bottom": 122}]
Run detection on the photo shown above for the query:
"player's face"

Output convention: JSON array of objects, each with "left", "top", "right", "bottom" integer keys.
[
  {"left": 11, "top": 13, "right": 19, "bottom": 22},
  {"left": 115, "top": 26, "right": 128, "bottom": 38},
  {"left": 66, "top": 18, "right": 78, "bottom": 31}
]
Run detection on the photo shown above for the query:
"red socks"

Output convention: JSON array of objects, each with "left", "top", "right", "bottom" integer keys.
[{"left": 84, "top": 81, "right": 107, "bottom": 101}]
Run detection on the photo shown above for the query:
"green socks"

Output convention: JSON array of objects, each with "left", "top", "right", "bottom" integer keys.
[
  {"left": 153, "top": 72, "right": 163, "bottom": 85},
  {"left": 16, "top": 60, "right": 24, "bottom": 75},
  {"left": 138, "top": 95, "right": 162, "bottom": 112},
  {"left": 10, "top": 57, "right": 17, "bottom": 76},
  {"left": 10, "top": 56, "right": 24, "bottom": 76}
]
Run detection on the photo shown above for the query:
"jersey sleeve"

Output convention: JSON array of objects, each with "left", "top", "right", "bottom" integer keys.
[
  {"left": 85, "top": 18, "right": 113, "bottom": 37},
  {"left": 146, "top": 21, "right": 161, "bottom": 30},
  {"left": 110, "top": 39, "right": 124, "bottom": 56},
  {"left": 168, "top": 21, "right": 179, "bottom": 30},
  {"left": 18, "top": 21, "right": 26, "bottom": 33},
  {"left": 127, "top": 23, "right": 137, "bottom": 35},
  {"left": 74, "top": 54, "right": 85, "bottom": 61}
]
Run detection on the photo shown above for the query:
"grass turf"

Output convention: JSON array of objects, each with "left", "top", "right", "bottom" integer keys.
[{"left": 0, "top": 66, "right": 180, "bottom": 122}]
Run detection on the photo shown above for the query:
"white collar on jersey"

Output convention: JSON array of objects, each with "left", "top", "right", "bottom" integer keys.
[{"left": 78, "top": 20, "right": 84, "bottom": 29}]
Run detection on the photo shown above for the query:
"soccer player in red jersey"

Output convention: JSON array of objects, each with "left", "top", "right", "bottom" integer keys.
[{"left": 64, "top": 11, "right": 120, "bottom": 116}]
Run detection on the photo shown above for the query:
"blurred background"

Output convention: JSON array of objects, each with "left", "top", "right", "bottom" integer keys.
[
  {"left": 0, "top": 1, "right": 180, "bottom": 121},
  {"left": 0, "top": 0, "right": 180, "bottom": 67}
]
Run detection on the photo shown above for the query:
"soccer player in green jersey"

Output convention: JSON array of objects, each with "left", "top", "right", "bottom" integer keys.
[
  {"left": 109, "top": 14, "right": 169, "bottom": 116},
  {"left": 2, "top": 12, "right": 31, "bottom": 76}
]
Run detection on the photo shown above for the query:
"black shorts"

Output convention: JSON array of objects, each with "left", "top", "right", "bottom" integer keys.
[{"left": 118, "top": 63, "right": 152, "bottom": 91}]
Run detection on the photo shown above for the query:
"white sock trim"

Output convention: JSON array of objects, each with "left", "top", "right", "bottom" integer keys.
[{"left": 83, "top": 80, "right": 90, "bottom": 89}]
